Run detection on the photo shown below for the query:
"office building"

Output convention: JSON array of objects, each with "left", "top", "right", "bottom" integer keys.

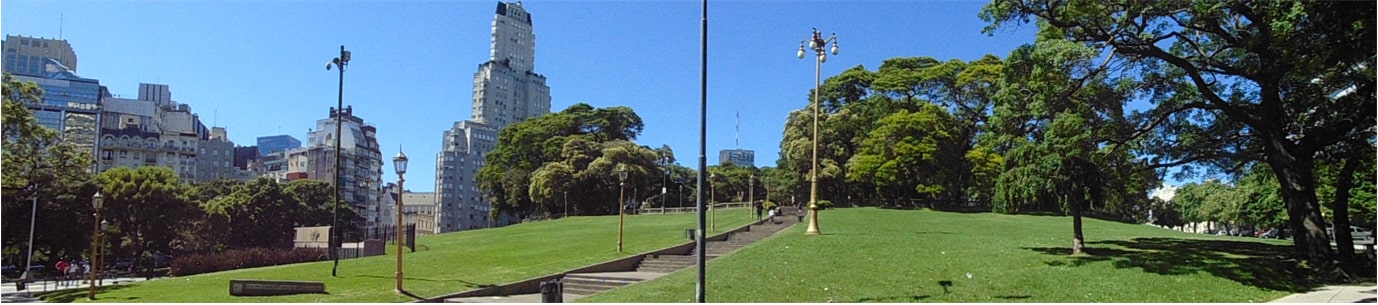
[
  {"left": 3, "top": 35, "right": 78, "bottom": 76},
  {"left": 434, "top": 1, "right": 551, "bottom": 233},
  {"left": 299, "top": 106, "right": 383, "bottom": 230},
  {"left": 720, "top": 149, "right": 755, "bottom": 167},
  {"left": 257, "top": 135, "right": 302, "bottom": 157}
]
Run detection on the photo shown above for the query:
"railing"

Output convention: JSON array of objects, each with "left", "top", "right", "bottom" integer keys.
[{"left": 641, "top": 202, "right": 749, "bottom": 214}]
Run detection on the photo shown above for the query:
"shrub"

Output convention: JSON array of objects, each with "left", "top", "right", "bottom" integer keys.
[{"left": 170, "top": 247, "right": 328, "bottom": 276}]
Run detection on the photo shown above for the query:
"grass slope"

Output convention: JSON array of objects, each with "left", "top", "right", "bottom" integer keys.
[
  {"left": 49, "top": 210, "right": 754, "bottom": 303},
  {"left": 582, "top": 207, "right": 1328, "bottom": 303}
]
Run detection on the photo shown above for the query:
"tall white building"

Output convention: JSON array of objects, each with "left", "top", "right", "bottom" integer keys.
[
  {"left": 434, "top": 1, "right": 551, "bottom": 233},
  {"left": 301, "top": 106, "right": 384, "bottom": 231}
]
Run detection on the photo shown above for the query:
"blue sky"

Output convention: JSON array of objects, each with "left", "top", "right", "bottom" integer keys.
[{"left": 3, "top": 0, "right": 1039, "bottom": 192}]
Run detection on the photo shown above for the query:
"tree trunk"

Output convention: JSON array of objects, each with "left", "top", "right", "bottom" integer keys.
[
  {"left": 1331, "top": 151, "right": 1360, "bottom": 270},
  {"left": 1264, "top": 138, "right": 1339, "bottom": 275},
  {"left": 1071, "top": 195, "right": 1085, "bottom": 255}
]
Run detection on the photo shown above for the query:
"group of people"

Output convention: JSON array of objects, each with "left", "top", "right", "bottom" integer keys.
[
  {"left": 752, "top": 201, "right": 783, "bottom": 224},
  {"left": 53, "top": 258, "right": 93, "bottom": 287}
]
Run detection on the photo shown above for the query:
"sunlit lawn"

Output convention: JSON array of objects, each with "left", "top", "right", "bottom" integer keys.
[
  {"left": 583, "top": 207, "right": 1332, "bottom": 303},
  {"left": 44, "top": 209, "right": 754, "bottom": 303}
]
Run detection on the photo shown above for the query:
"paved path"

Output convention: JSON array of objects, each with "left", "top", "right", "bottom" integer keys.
[
  {"left": 1270, "top": 285, "right": 1377, "bottom": 303},
  {"left": 446, "top": 207, "right": 804, "bottom": 303},
  {"left": 0, "top": 277, "right": 153, "bottom": 303}
]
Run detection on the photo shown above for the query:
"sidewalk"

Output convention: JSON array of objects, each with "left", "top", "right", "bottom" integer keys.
[
  {"left": 1270, "top": 285, "right": 1377, "bottom": 303},
  {"left": 1, "top": 276, "right": 152, "bottom": 302}
]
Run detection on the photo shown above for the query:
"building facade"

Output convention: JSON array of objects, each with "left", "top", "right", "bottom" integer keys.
[
  {"left": 194, "top": 127, "right": 240, "bottom": 182},
  {"left": 300, "top": 106, "right": 384, "bottom": 231},
  {"left": 434, "top": 1, "right": 550, "bottom": 233},
  {"left": 3, "top": 35, "right": 78, "bottom": 76},
  {"left": 719, "top": 149, "right": 755, "bottom": 167},
  {"left": 96, "top": 84, "right": 209, "bottom": 182},
  {"left": 257, "top": 135, "right": 302, "bottom": 157}
]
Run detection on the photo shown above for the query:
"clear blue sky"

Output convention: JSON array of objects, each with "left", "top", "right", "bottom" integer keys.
[{"left": 3, "top": 0, "right": 1038, "bottom": 192}]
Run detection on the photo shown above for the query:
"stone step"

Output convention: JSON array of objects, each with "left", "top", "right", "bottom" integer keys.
[
  {"left": 562, "top": 275, "right": 640, "bottom": 287},
  {"left": 562, "top": 286, "right": 604, "bottom": 296},
  {"left": 635, "top": 266, "right": 684, "bottom": 273}
]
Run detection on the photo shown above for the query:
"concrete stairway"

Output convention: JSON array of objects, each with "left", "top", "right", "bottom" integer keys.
[
  {"left": 444, "top": 207, "right": 804, "bottom": 303},
  {"left": 560, "top": 272, "right": 656, "bottom": 296}
]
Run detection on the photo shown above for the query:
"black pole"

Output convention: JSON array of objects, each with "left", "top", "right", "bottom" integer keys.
[
  {"left": 696, "top": 0, "right": 708, "bottom": 302},
  {"left": 331, "top": 45, "right": 347, "bottom": 277}
]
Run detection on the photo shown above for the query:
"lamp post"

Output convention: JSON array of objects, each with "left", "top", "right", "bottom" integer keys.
[
  {"left": 326, "top": 45, "right": 351, "bottom": 277},
  {"left": 749, "top": 174, "right": 756, "bottom": 220},
  {"left": 20, "top": 184, "right": 39, "bottom": 289},
  {"left": 797, "top": 28, "right": 837, "bottom": 236},
  {"left": 616, "top": 165, "right": 628, "bottom": 252},
  {"left": 98, "top": 220, "right": 108, "bottom": 286},
  {"left": 392, "top": 149, "right": 408, "bottom": 293},
  {"left": 87, "top": 192, "right": 104, "bottom": 300}
]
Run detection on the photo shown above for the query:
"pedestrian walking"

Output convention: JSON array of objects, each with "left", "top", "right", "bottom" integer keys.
[{"left": 55, "top": 259, "right": 69, "bottom": 286}]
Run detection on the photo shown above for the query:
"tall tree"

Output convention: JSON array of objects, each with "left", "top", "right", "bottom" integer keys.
[
  {"left": 2, "top": 73, "right": 98, "bottom": 266},
  {"left": 983, "top": 0, "right": 1375, "bottom": 274},
  {"left": 96, "top": 166, "right": 195, "bottom": 278}
]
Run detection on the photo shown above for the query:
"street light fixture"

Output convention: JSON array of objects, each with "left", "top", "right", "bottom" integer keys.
[
  {"left": 617, "top": 164, "right": 628, "bottom": 252},
  {"left": 797, "top": 28, "right": 837, "bottom": 236},
  {"left": 326, "top": 45, "right": 352, "bottom": 277},
  {"left": 88, "top": 192, "right": 104, "bottom": 300},
  {"left": 392, "top": 149, "right": 408, "bottom": 293}
]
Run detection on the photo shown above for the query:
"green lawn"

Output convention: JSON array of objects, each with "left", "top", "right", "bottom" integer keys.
[
  {"left": 582, "top": 207, "right": 1329, "bottom": 303},
  {"left": 45, "top": 209, "right": 754, "bottom": 303}
]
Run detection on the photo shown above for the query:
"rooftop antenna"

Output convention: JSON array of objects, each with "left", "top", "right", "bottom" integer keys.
[
  {"left": 59, "top": 13, "right": 64, "bottom": 39},
  {"left": 735, "top": 111, "right": 740, "bottom": 149}
]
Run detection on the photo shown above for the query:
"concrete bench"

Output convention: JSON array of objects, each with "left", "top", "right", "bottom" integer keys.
[{"left": 229, "top": 279, "right": 326, "bottom": 296}]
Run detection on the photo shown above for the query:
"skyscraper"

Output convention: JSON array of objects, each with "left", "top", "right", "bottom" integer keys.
[{"left": 434, "top": 1, "right": 552, "bottom": 233}]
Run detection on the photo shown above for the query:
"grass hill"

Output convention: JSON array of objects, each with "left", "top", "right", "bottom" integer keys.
[
  {"left": 49, "top": 210, "right": 754, "bottom": 303},
  {"left": 582, "top": 207, "right": 1332, "bottom": 303}
]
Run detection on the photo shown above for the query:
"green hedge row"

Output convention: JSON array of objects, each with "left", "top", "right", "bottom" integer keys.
[{"left": 169, "top": 248, "right": 327, "bottom": 276}]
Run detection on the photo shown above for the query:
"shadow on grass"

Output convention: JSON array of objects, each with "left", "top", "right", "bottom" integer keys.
[
  {"left": 37, "top": 283, "right": 140, "bottom": 303},
  {"left": 355, "top": 275, "right": 495, "bottom": 289},
  {"left": 855, "top": 294, "right": 930, "bottom": 302},
  {"left": 1025, "top": 237, "right": 1320, "bottom": 292}
]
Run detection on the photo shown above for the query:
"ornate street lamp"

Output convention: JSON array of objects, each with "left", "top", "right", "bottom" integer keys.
[
  {"left": 392, "top": 149, "right": 408, "bottom": 293},
  {"left": 617, "top": 164, "right": 628, "bottom": 252},
  {"left": 797, "top": 28, "right": 838, "bottom": 236},
  {"left": 88, "top": 192, "right": 104, "bottom": 300},
  {"left": 325, "top": 45, "right": 351, "bottom": 277}
]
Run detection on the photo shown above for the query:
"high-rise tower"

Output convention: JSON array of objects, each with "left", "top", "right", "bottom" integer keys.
[
  {"left": 434, "top": 1, "right": 552, "bottom": 233},
  {"left": 471, "top": 1, "right": 551, "bottom": 129}
]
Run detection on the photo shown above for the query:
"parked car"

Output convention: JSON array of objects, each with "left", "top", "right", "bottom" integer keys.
[
  {"left": 1260, "top": 228, "right": 1282, "bottom": 239},
  {"left": 1327, "top": 226, "right": 1374, "bottom": 241},
  {"left": 112, "top": 259, "right": 134, "bottom": 271}
]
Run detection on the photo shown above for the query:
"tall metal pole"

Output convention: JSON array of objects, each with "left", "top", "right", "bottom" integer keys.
[
  {"left": 330, "top": 45, "right": 349, "bottom": 277},
  {"left": 806, "top": 47, "right": 822, "bottom": 235},
  {"left": 618, "top": 179, "right": 626, "bottom": 252},
  {"left": 395, "top": 173, "right": 405, "bottom": 292},
  {"left": 87, "top": 203, "right": 101, "bottom": 300},
  {"left": 695, "top": 0, "right": 708, "bottom": 302},
  {"left": 21, "top": 183, "right": 40, "bottom": 287},
  {"left": 749, "top": 174, "right": 755, "bottom": 220}
]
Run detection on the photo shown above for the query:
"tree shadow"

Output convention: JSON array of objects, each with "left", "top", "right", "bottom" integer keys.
[
  {"left": 1025, "top": 237, "right": 1323, "bottom": 292},
  {"left": 36, "top": 283, "right": 140, "bottom": 303},
  {"left": 354, "top": 274, "right": 495, "bottom": 289},
  {"left": 855, "top": 294, "right": 930, "bottom": 302},
  {"left": 994, "top": 294, "right": 1032, "bottom": 299}
]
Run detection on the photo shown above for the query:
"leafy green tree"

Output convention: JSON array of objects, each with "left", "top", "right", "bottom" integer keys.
[
  {"left": 96, "top": 166, "right": 195, "bottom": 278},
  {"left": 983, "top": 0, "right": 1375, "bottom": 274},
  {"left": 847, "top": 103, "right": 961, "bottom": 204},
  {"left": 481, "top": 104, "right": 651, "bottom": 220},
  {"left": 2, "top": 73, "right": 102, "bottom": 264},
  {"left": 988, "top": 25, "right": 1137, "bottom": 254}
]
